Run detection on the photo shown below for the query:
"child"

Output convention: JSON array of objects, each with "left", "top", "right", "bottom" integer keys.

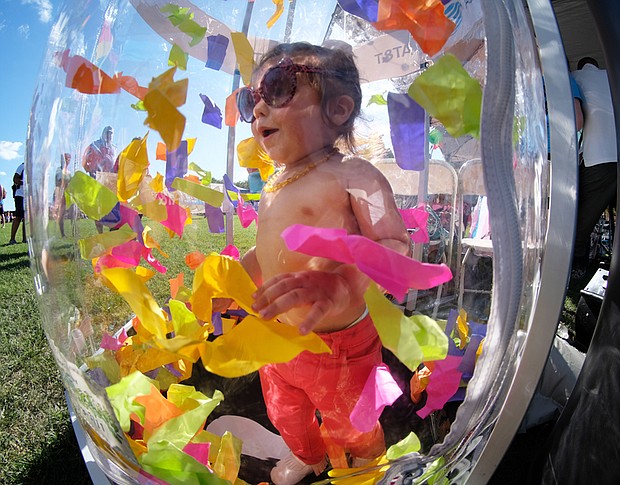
[{"left": 235, "top": 42, "right": 411, "bottom": 484}]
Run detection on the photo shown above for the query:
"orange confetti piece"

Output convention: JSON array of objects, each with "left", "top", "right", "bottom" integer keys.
[
  {"left": 373, "top": 0, "right": 455, "bottom": 57},
  {"left": 225, "top": 89, "right": 240, "bottom": 127},
  {"left": 185, "top": 251, "right": 206, "bottom": 270},
  {"left": 170, "top": 273, "right": 185, "bottom": 300},
  {"left": 58, "top": 49, "right": 121, "bottom": 94},
  {"left": 118, "top": 74, "right": 148, "bottom": 100},
  {"left": 156, "top": 142, "right": 167, "bottom": 161},
  {"left": 134, "top": 385, "right": 184, "bottom": 439},
  {"left": 57, "top": 49, "right": 148, "bottom": 99}
]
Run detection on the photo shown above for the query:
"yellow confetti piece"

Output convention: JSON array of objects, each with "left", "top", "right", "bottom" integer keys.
[
  {"left": 237, "top": 136, "right": 275, "bottom": 181},
  {"left": 213, "top": 431, "right": 242, "bottom": 483},
  {"left": 78, "top": 226, "right": 136, "bottom": 259},
  {"left": 143, "top": 226, "right": 169, "bottom": 258},
  {"left": 408, "top": 53, "right": 482, "bottom": 138},
  {"left": 365, "top": 284, "right": 448, "bottom": 371},
  {"left": 456, "top": 308, "right": 469, "bottom": 350},
  {"left": 138, "top": 198, "right": 168, "bottom": 222},
  {"left": 171, "top": 177, "right": 225, "bottom": 207},
  {"left": 386, "top": 432, "right": 421, "bottom": 460},
  {"left": 266, "top": 0, "right": 285, "bottom": 28},
  {"left": 190, "top": 253, "right": 257, "bottom": 320},
  {"left": 329, "top": 454, "right": 390, "bottom": 484},
  {"left": 100, "top": 267, "right": 168, "bottom": 340},
  {"left": 85, "top": 350, "right": 121, "bottom": 385},
  {"left": 143, "top": 68, "right": 188, "bottom": 151},
  {"left": 135, "top": 265, "right": 157, "bottom": 283},
  {"left": 65, "top": 171, "right": 118, "bottom": 220},
  {"left": 230, "top": 32, "right": 255, "bottom": 86},
  {"left": 186, "top": 137, "right": 197, "bottom": 155},
  {"left": 201, "top": 314, "right": 330, "bottom": 378},
  {"left": 150, "top": 172, "right": 165, "bottom": 193},
  {"left": 117, "top": 135, "right": 150, "bottom": 202}
]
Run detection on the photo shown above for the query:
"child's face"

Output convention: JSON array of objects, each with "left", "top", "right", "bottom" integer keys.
[{"left": 249, "top": 57, "right": 336, "bottom": 164}]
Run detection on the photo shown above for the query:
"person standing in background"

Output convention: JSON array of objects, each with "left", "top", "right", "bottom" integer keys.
[
  {"left": 55, "top": 153, "right": 72, "bottom": 238},
  {"left": 8, "top": 162, "right": 26, "bottom": 245},
  {"left": 82, "top": 125, "right": 115, "bottom": 233},
  {"left": 571, "top": 57, "right": 618, "bottom": 279},
  {"left": 0, "top": 183, "right": 6, "bottom": 228}
]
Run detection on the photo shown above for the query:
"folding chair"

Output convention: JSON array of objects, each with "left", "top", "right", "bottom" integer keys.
[
  {"left": 456, "top": 159, "right": 494, "bottom": 313},
  {"left": 375, "top": 158, "right": 458, "bottom": 317}
]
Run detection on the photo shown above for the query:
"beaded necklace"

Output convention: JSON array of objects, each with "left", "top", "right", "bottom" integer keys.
[{"left": 263, "top": 148, "right": 338, "bottom": 193}]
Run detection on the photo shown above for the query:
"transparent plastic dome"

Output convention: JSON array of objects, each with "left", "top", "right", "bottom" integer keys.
[{"left": 26, "top": 0, "right": 562, "bottom": 483}]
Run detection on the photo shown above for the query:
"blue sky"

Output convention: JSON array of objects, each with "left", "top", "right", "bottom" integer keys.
[
  {"left": 0, "top": 0, "right": 391, "bottom": 212},
  {"left": 0, "top": 0, "right": 336, "bottom": 212},
  {"left": 0, "top": 0, "right": 53, "bottom": 210}
]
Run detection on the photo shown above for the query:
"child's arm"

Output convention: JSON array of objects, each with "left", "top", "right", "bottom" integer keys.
[{"left": 348, "top": 159, "right": 412, "bottom": 257}]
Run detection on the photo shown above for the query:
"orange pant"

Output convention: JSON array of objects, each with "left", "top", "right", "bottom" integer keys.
[{"left": 259, "top": 314, "right": 385, "bottom": 465}]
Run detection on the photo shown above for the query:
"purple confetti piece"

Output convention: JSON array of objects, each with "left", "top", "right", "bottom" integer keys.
[
  {"left": 199, "top": 93, "right": 222, "bottom": 129},
  {"left": 99, "top": 202, "right": 121, "bottom": 226},
  {"left": 165, "top": 140, "right": 188, "bottom": 190},
  {"left": 205, "top": 203, "right": 225, "bottom": 233},
  {"left": 206, "top": 34, "right": 229, "bottom": 71},
  {"left": 336, "top": 0, "right": 378, "bottom": 22},
  {"left": 388, "top": 92, "right": 426, "bottom": 171},
  {"left": 212, "top": 312, "right": 223, "bottom": 336}
]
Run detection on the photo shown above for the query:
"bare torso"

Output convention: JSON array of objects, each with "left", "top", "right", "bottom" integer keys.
[{"left": 254, "top": 154, "right": 409, "bottom": 332}]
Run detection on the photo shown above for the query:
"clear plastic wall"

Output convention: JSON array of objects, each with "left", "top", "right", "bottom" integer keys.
[{"left": 27, "top": 0, "right": 551, "bottom": 483}]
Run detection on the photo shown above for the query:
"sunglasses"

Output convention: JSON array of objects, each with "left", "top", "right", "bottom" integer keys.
[{"left": 236, "top": 58, "right": 325, "bottom": 123}]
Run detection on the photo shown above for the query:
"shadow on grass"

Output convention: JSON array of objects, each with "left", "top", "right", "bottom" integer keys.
[
  {"left": 0, "top": 258, "right": 31, "bottom": 272},
  {"left": 15, "top": 425, "right": 91, "bottom": 485}
]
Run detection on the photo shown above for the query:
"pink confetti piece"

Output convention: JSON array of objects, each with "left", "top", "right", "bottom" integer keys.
[
  {"left": 236, "top": 201, "right": 258, "bottom": 228},
  {"left": 281, "top": 224, "right": 452, "bottom": 300},
  {"left": 183, "top": 442, "right": 212, "bottom": 470},
  {"left": 399, "top": 207, "right": 429, "bottom": 243},
  {"left": 220, "top": 245, "right": 240, "bottom": 260},
  {"left": 350, "top": 364, "right": 403, "bottom": 432},
  {"left": 416, "top": 355, "right": 463, "bottom": 419},
  {"left": 157, "top": 193, "right": 189, "bottom": 237},
  {"left": 100, "top": 332, "right": 123, "bottom": 351}
]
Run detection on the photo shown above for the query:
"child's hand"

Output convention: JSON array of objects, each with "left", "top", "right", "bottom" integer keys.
[
  {"left": 212, "top": 297, "right": 233, "bottom": 313},
  {"left": 251, "top": 269, "right": 358, "bottom": 335}
]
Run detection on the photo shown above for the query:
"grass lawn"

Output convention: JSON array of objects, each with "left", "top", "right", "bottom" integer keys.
[
  {"left": 0, "top": 212, "right": 594, "bottom": 484},
  {"left": 0, "top": 215, "right": 256, "bottom": 484},
  {"left": 0, "top": 226, "right": 89, "bottom": 484}
]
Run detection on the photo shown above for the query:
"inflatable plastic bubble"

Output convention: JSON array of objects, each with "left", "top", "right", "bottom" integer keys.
[{"left": 26, "top": 0, "right": 576, "bottom": 483}]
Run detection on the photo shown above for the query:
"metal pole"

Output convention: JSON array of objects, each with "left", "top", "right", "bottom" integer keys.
[
  {"left": 225, "top": 0, "right": 255, "bottom": 246},
  {"left": 405, "top": 111, "right": 429, "bottom": 313}
]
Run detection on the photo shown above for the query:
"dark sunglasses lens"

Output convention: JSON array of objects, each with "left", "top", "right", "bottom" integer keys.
[
  {"left": 236, "top": 88, "right": 255, "bottom": 122},
  {"left": 262, "top": 66, "right": 296, "bottom": 108}
]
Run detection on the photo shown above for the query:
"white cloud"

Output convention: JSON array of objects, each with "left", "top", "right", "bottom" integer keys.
[
  {"left": 17, "top": 24, "right": 30, "bottom": 39},
  {"left": 21, "top": 0, "right": 53, "bottom": 23},
  {"left": 0, "top": 142, "right": 23, "bottom": 160},
  {"left": 0, "top": 172, "right": 6, "bottom": 176}
]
